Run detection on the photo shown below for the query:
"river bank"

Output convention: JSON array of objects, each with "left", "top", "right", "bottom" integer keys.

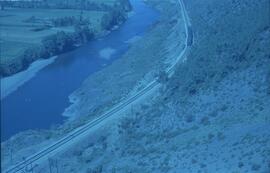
[
  {"left": 0, "top": 56, "right": 56, "bottom": 99},
  {"left": 0, "top": 7, "right": 132, "bottom": 100},
  {"left": 0, "top": 23, "right": 128, "bottom": 101}
]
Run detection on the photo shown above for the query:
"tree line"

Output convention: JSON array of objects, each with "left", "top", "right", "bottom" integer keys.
[
  {"left": 21, "top": 24, "right": 94, "bottom": 67},
  {"left": 0, "top": 0, "right": 132, "bottom": 11},
  {"left": 0, "top": 24, "right": 94, "bottom": 77}
]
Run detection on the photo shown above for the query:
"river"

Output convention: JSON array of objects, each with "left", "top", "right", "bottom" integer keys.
[{"left": 0, "top": 0, "right": 159, "bottom": 141}]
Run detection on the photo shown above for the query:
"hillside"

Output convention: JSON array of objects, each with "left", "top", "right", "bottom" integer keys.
[
  {"left": 47, "top": 0, "right": 269, "bottom": 172},
  {"left": 1, "top": 0, "right": 269, "bottom": 172}
]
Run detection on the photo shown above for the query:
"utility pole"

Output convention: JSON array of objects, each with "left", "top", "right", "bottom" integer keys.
[
  {"left": 66, "top": 0, "right": 69, "bottom": 8},
  {"left": 7, "top": 142, "right": 14, "bottom": 164},
  {"left": 24, "top": 163, "right": 34, "bottom": 173},
  {"left": 79, "top": 0, "right": 85, "bottom": 22},
  {"left": 48, "top": 158, "right": 59, "bottom": 173},
  {"left": 0, "top": 0, "right": 6, "bottom": 10}
]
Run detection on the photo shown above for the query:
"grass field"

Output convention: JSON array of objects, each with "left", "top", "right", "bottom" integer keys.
[{"left": 0, "top": 8, "right": 106, "bottom": 67}]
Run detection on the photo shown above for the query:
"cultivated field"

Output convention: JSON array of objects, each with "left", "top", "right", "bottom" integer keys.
[{"left": 0, "top": 8, "right": 106, "bottom": 68}]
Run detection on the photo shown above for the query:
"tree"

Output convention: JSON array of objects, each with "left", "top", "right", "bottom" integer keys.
[
  {"left": 48, "top": 158, "right": 59, "bottom": 173},
  {"left": 55, "top": 31, "right": 74, "bottom": 52},
  {"left": 74, "top": 24, "right": 94, "bottom": 44},
  {"left": 6, "top": 142, "right": 13, "bottom": 164},
  {"left": 24, "top": 163, "right": 34, "bottom": 173},
  {"left": 65, "top": 0, "right": 70, "bottom": 7},
  {"left": 41, "top": 31, "right": 75, "bottom": 56},
  {"left": 42, "top": 35, "right": 57, "bottom": 56},
  {"left": 0, "top": 0, "right": 7, "bottom": 10},
  {"left": 157, "top": 70, "right": 169, "bottom": 84},
  {"left": 79, "top": 0, "right": 86, "bottom": 22},
  {"left": 101, "top": 13, "right": 113, "bottom": 30}
]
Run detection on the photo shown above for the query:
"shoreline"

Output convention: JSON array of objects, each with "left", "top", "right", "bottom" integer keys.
[
  {"left": 61, "top": 1, "right": 184, "bottom": 119},
  {"left": 1, "top": 56, "right": 57, "bottom": 99},
  {"left": 0, "top": 23, "right": 129, "bottom": 100},
  {"left": 62, "top": 94, "right": 80, "bottom": 119}
]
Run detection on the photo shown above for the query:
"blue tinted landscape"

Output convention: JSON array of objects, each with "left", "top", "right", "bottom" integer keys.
[{"left": 1, "top": 0, "right": 269, "bottom": 173}]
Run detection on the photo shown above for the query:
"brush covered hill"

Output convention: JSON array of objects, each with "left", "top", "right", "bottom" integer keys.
[{"left": 41, "top": 0, "right": 269, "bottom": 172}]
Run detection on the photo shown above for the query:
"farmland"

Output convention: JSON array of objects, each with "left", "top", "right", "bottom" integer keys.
[{"left": 0, "top": 0, "right": 132, "bottom": 77}]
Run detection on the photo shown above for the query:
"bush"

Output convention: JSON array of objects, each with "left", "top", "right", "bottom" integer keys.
[
  {"left": 30, "top": 25, "right": 51, "bottom": 32},
  {"left": 157, "top": 71, "right": 169, "bottom": 84},
  {"left": 266, "top": 71, "right": 270, "bottom": 95},
  {"left": 238, "top": 161, "right": 244, "bottom": 168},
  {"left": 200, "top": 116, "right": 210, "bottom": 125},
  {"left": 217, "top": 132, "right": 225, "bottom": 141},
  {"left": 24, "top": 16, "right": 37, "bottom": 23},
  {"left": 73, "top": 24, "right": 94, "bottom": 44},
  {"left": 251, "top": 163, "right": 260, "bottom": 171},
  {"left": 101, "top": 8, "right": 127, "bottom": 30},
  {"left": 42, "top": 31, "right": 75, "bottom": 56},
  {"left": 86, "top": 166, "right": 103, "bottom": 173},
  {"left": 184, "top": 114, "right": 195, "bottom": 123},
  {"left": 51, "top": 16, "right": 77, "bottom": 27}
]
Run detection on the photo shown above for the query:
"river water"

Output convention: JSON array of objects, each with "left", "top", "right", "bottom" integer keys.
[{"left": 1, "top": 0, "right": 159, "bottom": 141}]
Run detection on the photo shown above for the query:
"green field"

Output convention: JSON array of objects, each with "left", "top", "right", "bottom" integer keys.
[
  {"left": 0, "top": 0, "right": 131, "bottom": 77},
  {"left": 0, "top": 8, "right": 106, "bottom": 67}
]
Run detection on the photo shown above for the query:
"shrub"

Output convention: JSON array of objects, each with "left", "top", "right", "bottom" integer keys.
[
  {"left": 200, "top": 163, "right": 206, "bottom": 168},
  {"left": 184, "top": 114, "right": 195, "bottom": 123},
  {"left": 217, "top": 132, "right": 225, "bottom": 141},
  {"left": 42, "top": 31, "right": 75, "bottom": 55},
  {"left": 24, "top": 16, "right": 37, "bottom": 23},
  {"left": 101, "top": 8, "right": 127, "bottom": 30},
  {"left": 73, "top": 24, "right": 94, "bottom": 44},
  {"left": 238, "top": 162, "right": 244, "bottom": 168},
  {"left": 220, "top": 105, "right": 228, "bottom": 112},
  {"left": 191, "top": 158, "right": 197, "bottom": 164},
  {"left": 51, "top": 16, "right": 77, "bottom": 27},
  {"left": 86, "top": 166, "right": 103, "bottom": 173},
  {"left": 157, "top": 71, "right": 169, "bottom": 84},
  {"left": 208, "top": 133, "right": 214, "bottom": 140},
  {"left": 251, "top": 163, "right": 260, "bottom": 171},
  {"left": 200, "top": 116, "right": 210, "bottom": 125},
  {"left": 209, "top": 109, "right": 218, "bottom": 117},
  {"left": 267, "top": 71, "right": 270, "bottom": 95}
]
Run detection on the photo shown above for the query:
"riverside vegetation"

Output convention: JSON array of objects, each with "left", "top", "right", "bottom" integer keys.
[{"left": 0, "top": 0, "right": 132, "bottom": 77}]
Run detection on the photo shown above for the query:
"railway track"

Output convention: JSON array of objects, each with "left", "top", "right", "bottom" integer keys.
[{"left": 4, "top": 0, "right": 191, "bottom": 172}]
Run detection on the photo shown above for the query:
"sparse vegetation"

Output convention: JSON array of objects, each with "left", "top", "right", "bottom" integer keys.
[
  {"left": 251, "top": 163, "right": 261, "bottom": 171},
  {"left": 200, "top": 116, "right": 210, "bottom": 126},
  {"left": 184, "top": 114, "right": 195, "bottom": 123},
  {"left": 238, "top": 161, "right": 244, "bottom": 168}
]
